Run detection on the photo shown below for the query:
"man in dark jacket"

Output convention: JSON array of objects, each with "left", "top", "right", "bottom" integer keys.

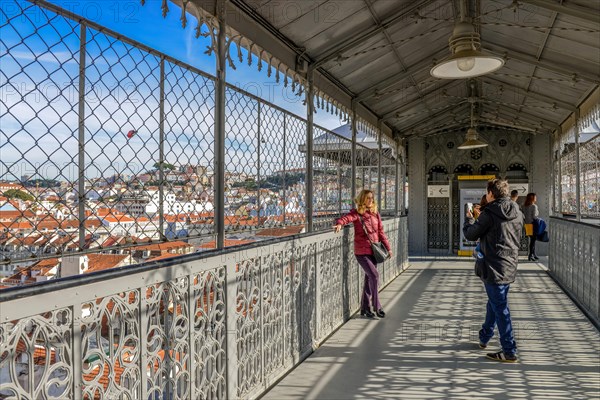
[{"left": 463, "top": 179, "right": 524, "bottom": 363}]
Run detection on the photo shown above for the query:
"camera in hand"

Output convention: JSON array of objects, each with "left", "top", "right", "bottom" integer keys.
[{"left": 465, "top": 202, "right": 474, "bottom": 215}]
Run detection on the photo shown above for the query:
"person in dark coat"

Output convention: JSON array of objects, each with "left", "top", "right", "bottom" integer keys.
[
  {"left": 333, "top": 189, "right": 392, "bottom": 318},
  {"left": 463, "top": 179, "right": 524, "bottom": 363}
]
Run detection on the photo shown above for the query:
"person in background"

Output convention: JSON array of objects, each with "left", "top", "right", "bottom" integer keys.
[
  {"left": 463, "top": 179, "right": 523, "bottom": 363},
  {"left": 333, "top": 189, "right": 392, "bottom": 318},
  {"left": 510, "top": 190, "right": 519, "bottom": 204},
  {"left": 473, "top": 194, "right": 488, "bottom": 218},
  {"left": 522, "top": 193, "right": 539, "bottom": 261}
]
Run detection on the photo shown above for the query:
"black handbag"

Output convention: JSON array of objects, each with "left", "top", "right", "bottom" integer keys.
[{"left": 358, "top": 214, "right": 389, "bottom": 263}]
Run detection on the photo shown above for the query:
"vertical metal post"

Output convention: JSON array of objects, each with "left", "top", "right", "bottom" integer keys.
[
  {"left": 557, "top": 127, "right": 563, "bottom": 214},
  {"left": 400, "top": 141, "right": 406, "bottom": 214},
  {"left": 72, "top": 300, "right": 83, "bottom": 400},
  {"left": 215, "top": 1, "right": 227, "bottom": 249},
  {"left": 377, "top": 122, "right": 382, "bottom": 209},
  {"left": 351, "top": 100, "right": 357, "bottom": 201},
  {"left": 338, "top": 145, "right": 342, "bottom": 217},
  {"left": 213, "top": 2, "right": 235, "bottom": 398},
  {"left": 574, "top": 110, "right": 581, "bottom": 221},
  {"left": 77, "top": 24, "right": 86, "bottom": 255},
  {"left": 306, "top": 68, "right": 315, "bottom": 232},
  {"left": 159, "top": 57, "right": 165, "bottom": 240},
  {"left": 282, "top": 114, "right": 287, "bottom": 226},
  {"left": 187, "top": 278, "right": 196, "bottom": 397},
  {"left": 140, "top": 288, "right": 149, "bottom": 400},
  {"left": 395, "top": 139, "right": 400, "bottom": 216},
  {"left": 257, "top": 102, "right": 261, "bottom": 229},
  {"left": 448, "top": 174, "right": 454, "bottom": 254}
]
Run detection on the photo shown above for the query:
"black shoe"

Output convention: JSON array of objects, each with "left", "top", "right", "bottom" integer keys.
[
  {"left": 528, "top": 255, "right": 537, "bottom": 261},
  {"left": 532, "top": 255, "right": 539, "bottom": 261},
  {"left": 360, "top": 309, "right": 375, "bottom": 318},
  {"left": 375, "top": 309, "right": 386, "bottom": 318},
  {"left": 486, "top": 351, "right": 518, "bottom": 363}
]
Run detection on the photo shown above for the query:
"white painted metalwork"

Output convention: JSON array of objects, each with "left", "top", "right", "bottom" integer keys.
[
  {"left": 0, "top": 217, "right": 409, "bottom": 399},
  {"left": 549, "top": 217, "right": 600, "bottom": 326}
]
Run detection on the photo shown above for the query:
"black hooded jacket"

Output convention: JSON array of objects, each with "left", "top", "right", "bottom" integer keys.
[{"left": 463, "top": 197, "right": 524, "bottom": 284}]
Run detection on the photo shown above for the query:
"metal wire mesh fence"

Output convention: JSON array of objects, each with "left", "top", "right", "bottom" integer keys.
[{"left": 0, "top": 0, "right": 400, "bottom": 281}]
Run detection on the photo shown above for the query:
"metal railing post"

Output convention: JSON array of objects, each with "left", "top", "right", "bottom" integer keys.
[
  {"left": 159, "top": 56, "right": 165, "bottom": 240},
  {"left": 575, "top": 109, "right": 581, "bottom": 221},
  {"left": 283, "top": 114, "right": 287, "bottom": 226},
  {"left": 306, "top": 68, "right": 315, "bottom": 232},
  {"left": 215, "top": 1, "right": 227, "bottom": 249},
  {"left": 351, "top": 100, "right": 357, "bottom": 201},
  {"left": 557, "top": 127, "right": 563, "bottom": 214},
  {"left": 377, "top": 121, "right": 382, "bottom": 208},
  {"left": 77, "top": 24, "right": 86, "bottom": 256},
  {"left": 395, "top": 138, "right": 400, "bottom": 216}
]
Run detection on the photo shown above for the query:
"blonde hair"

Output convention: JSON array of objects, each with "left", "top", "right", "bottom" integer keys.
[{"left": 355, "top": 189, "right": 378, "bottom": 214}]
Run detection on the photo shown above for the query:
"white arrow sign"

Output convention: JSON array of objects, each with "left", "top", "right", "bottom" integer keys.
[{"left": 428, "top": 185, "right": 450, "bottom": 198}]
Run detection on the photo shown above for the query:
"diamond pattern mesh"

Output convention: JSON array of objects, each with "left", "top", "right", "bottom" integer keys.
[{"left": 0, "top": 0, "right": 398, "bottom": 275}]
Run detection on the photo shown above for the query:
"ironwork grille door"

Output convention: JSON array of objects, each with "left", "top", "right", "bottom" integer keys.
[{"left": 427, "top": 198, "right": 449, "bottom": 250}]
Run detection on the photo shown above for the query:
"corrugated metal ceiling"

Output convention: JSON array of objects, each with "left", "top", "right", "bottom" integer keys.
[{"left": 229, "top": 0, "right": 599, "bottom": 137}]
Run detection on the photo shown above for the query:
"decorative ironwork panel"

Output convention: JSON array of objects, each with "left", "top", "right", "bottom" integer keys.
[
  {"left": 549, "top": 218, "right": 600, "bottom": 325},
  {"left": 191, "top": 267, "right": 226, "bottom": 399},
  {"left": 235, "top": 258, "right": 262, "bottom": 397},
  {"left": 81, "top": 291, "right": 140, "bottom": 399},
  {"left": 347, "top": 228, "right": 361, "bottom": 313},
  {"left": 283, "top": 243, "right": 302, "bottom": 364},
  {"left": 261, "top": 251, "right": 284, "bottom": 379},
  {"left": 0, "top": 309, "right": 72, "bottom": 399},
  {"left": 301, "top": 243, "right": 317, "bottom": 352},
  {"left": 144, "top": 278, "right": 190, "bottom": 400},
  {"left": 427, "top": 198, "right": 449, "bottom": 250},
  {"left": 319, "top": 237, "right": 343, "bottom": 337}
]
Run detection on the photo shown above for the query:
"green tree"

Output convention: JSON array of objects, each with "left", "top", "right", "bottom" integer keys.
[
  {"left": 153, "top": 162, "right": 176, "bottom": 171},
  {"left": 3, "top": 189, "right": 35, "bottom": 202}
]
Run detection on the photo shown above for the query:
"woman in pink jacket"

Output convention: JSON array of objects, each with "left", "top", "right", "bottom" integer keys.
[{"left": 333, "top": 189, "right": 392, "bottom": 318}]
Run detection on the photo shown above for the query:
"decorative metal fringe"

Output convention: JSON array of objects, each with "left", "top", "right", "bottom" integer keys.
[{"left": 579, "top": 102, "right": 600, "bottom": 132}]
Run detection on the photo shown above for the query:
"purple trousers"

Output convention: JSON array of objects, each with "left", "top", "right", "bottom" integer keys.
[{"left": 356, "top": 254, "right": 381, "bottom": 311}]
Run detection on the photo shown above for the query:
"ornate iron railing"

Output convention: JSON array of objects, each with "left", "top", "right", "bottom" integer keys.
[
  {"left": 0, "top": 216, "right": 408, "bottom": 399},
  {"left": 549, "top": 217, "right": 600, "bottom": 326}
]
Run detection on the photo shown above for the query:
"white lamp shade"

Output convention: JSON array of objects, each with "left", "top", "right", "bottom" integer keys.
[{"left": 431, "top": 50, "right": 505, "bottom": 79}]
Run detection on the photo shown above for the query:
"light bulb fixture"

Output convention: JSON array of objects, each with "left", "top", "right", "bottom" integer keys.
[
  {"left": 431, "top": 20, "right": 505, "bottom": 79},
  {"left": 457, "top": 127, "right": 488, "bottom": 149}
]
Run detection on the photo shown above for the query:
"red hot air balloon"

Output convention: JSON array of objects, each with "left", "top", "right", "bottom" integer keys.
[{"left": 126, "top": 130, "right": 137, "bottom": 139}]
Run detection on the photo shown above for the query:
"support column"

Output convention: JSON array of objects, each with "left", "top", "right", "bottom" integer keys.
[
  {"left": 557, "top": 127, "right": 563, "bottom": 214},
  {"left": 377, "top": 121, "right": 382, "bottom": 210},
  {"left": 395, "top": 136, "right": 400, "bottom": 216},
  {"left": 575, "top": 109, "right": 581, "bottom": 221},
  {"left": 306, "top": 68, "right": 315, "bottom": 232},
  {"left": 351, "top": 100, "right": 357, "bottom": 201},
  {"left": 77, "top": 24, "right": 86, "bottom": 256},
  {"left": 214, "top": 1, "right": 227, "bottom": 249}
]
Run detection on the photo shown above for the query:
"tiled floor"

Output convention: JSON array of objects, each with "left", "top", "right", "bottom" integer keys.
[{"left": 263, "top": 259, "right": 600, "bottom": 399}]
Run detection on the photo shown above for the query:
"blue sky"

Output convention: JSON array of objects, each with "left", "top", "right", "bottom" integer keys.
[{"left": 1, "top": 0, "right": 344, "bottom": 181}]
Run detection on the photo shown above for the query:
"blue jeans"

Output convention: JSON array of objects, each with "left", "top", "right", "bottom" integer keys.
[{"left": 479, "top": 283, "right": 517, "bottom": 355}]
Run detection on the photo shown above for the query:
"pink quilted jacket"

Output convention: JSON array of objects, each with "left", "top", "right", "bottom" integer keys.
[{"left": 336, "top": 209, "right": 391, "bottom": 255}]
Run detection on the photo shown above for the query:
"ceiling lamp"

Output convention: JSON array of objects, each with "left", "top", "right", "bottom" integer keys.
[
  {"left": 431, "top": 1, "right": 504, "bottom": 79},
  {"left": 458, "top": 100, "right": 488, "bottom": 149},
  {"left": 457, "top": 127, "right": 488, "bottom": 149}
]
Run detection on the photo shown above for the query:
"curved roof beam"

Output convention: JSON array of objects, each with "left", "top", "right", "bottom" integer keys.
[{"left": 518, "top": 0, "right": 600, "bottom": 24}]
